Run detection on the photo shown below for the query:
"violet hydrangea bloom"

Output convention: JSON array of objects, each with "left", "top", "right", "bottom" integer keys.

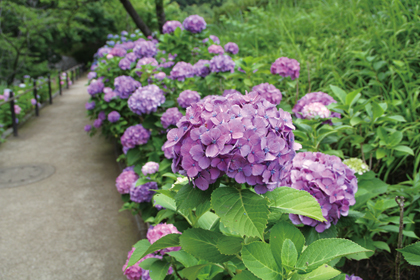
[
  {"left": 108, "top": 111, "right": 120, "bottom": 123},
  {"left": 130, "top": 181, "right": 158, "bottom": 203},
  {"left": 97, "top": 47, "right": 110, "bottom": 57},
  {"left": 98, "top": 111, "right": 106, "bottom": 121},
  {"left": 223, "top": 89, "right": 241, "bottom": 96},
  {"left": 109, "top": 47, "right": 127, "bottom": 57},
  {"left": 170, "top": 62, "right": 194, "bottom": 81},
  {"left": 141, "top": 162, "right": 160, "bottom": 176},
  {"left": 345, "top": 275, "right": 363, "bottom": 280},
  {"left": 87, "top": 72, "right": 97, "bottom": 80},
  {"left": 119, "top": 58, "right": 132, "bottom": 70},
  {"left": 135, "top": 57, "right": 158, "bottom": 76},
  {"left": 287, "top": 152, "right": 358, "bottom": 233},
  {"left": 210, "top": 55, "right": 235, "bottom": 73},
  {"left": 114, "top": 76, "right": 141, "bottom": 99},
  {"left": 209, "top": 35, "right": 220, "bottom": 44},
  {"left": 93, "top": 119, "right": 102, "bottom": 128},
  {"left": 193, "top": 60, "right": 211, "bottom": 78},
  {"left": 128, "top": 85, "right": 165, "bottom": 115},
  {"left": 271, "top": 57, "right": 300, "bottom": 80},
  {"left": 182, "top": 15, "right": 206, "bottom": 33},
  {"left": 154, "top": 72, "right": 166, "bottom": 80},
  {"left": 122, "top": 249, "right": 172, "bottom": 280},
  {"left": 177, "top": 90, "right": 201, "bottom": 108},
  {"left": 208, "top": 45, "right": 224, "bottom": 55},
  {"left": 161, "top": 107, "right": 183, "bottom": 129},
  {"left": 162, "top": 20, "right": 183, "bottom": 34},
  {"left": 121, "top": 124, "right": 151, "bottom": 150},
  {"left": 87, "top": 79, "right": 105, "bottom": 96},
  {"left": 84, "top": 125, "right": 92, "bottom": 132},
  {"left": 301, "top": 102, "right": 331, "bottom": 119},
  {"left": 293, "top": 92, "right": 341, "bottom": 121},
  {"left": 116, "top": 167, "right": 139, "bottom": 194},
  {"left": 162, "top": 91, "right": 296, "bottom": 192},
  {"left": 224, "top": 42, "right": 239, "bottom": 55},
  {"left": 147, "top": 223, "right": 181, "bottom": 253},
  {"left": 85, "top": 101, "right": 95, "bottom": 110},
  {"left": 250, "top": 83, "right": 282, "bottom": 105},
  {"left": 103, "top": 87, "right": 117, "bottom": 102},
  {"left": 133, "top": 40, "right": 157, "bottom": 58}
]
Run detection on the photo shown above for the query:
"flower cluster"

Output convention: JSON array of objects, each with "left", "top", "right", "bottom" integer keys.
[
  {"left": 288, "top": 152, "right": 358, "bottom": 232},
  {"left": 162, "top": 91, "right": 296, "bottom": 192},
  {"left": 123, "top": 249, "right": 171, "bottom": 280},
  {"left": 109, "top": 47, "right": 127, "bottom": 57},
  {"left": 271, "top": 57, "right": 300, "bottom": 80},
  {"left": 87, "top": 79, "right": 105, "bottom": 96},
  {"left": 154, "top": 72, "right": 166, "bottom": 80},
  {"left": 116, "top": 166, "right": 139, "bottom": 194},
  {"left": 84, "top": 125, "right": 91, "bottom": 132},
  {"left": 141, "top": 162, "right": 160, "bottom": 176},
  {"left": 170, "top": 62, "right": 194, "bottom": 81},
  {"left": 85, "top": 101, "right": 96, "bottom": 110},
  {"left": 162, "top": 20, "right": 183, "bottom": 34},
  {"left": 108, "top": 111, "right": 120, "bottom": 123},
  {"left": 87, "top": 72, "right": 97, "bottom": 80},
  {"left": 114, "top": 76, "right": 142, "bottom": 99},
  {"left": 161, "top": 107, "right": 183, "bottom": 129},
  {"left": 130, "top": 182, "right": 158, "bottom": 203},
  {"left": 103, "top": 87, "right": 118, "bottom": 102},
  {"left": 293, "top": 92, "right": 341, "bottom": 121},
  {"left": 128, "top": 85, "right": 165, "bottom": 115},
  {"left": 208, "top": 45, "right": 224, "bottom": 55},
  {"left": 183, "top": 15, "right": 206, "bottom": 33},
  {"left": 147, "top": 223, "right": 181, "bottom": 253},
  {"left": 224, "top": 42, "right": 239, "bottom": 55},
  {"left": 177, "top": 90, "right": 201, "bottom": 108},
  {"left": 250, "top": 83, "right": 282, "bottom": 105},
  {"left": 193, "top": 60, "right": 211, "bottom": 78},
  {"left": 210, "top": 55, "right": 235, "bottom": 73},
  {"left": 121, "top": 124, "right": 151, "bottom": 151},
  {"left": 93, "top": 119, "right": 102, "bottom": 128},
  {"left": 136, "top": 57, "right": 158, "bottom": 69},
  {"left": 133, "top": 40, "right": 157, "bottom": 58},
  {"left": 346, "top": 275, "right": 363, "bottom": 280},
  {"left": 343, "top": 158, "right": 369, "bottom": 175}
]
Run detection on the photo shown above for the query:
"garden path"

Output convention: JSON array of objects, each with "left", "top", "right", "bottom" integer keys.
[{"left": 0, "top": 76, "right": 139, "bottom": 280}]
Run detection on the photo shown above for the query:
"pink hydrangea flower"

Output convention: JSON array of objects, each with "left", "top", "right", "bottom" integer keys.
[
  {"left": 141, "top": 162, "right": 159, "bottom": 176},
  {"left": 293, "top": 92, "right": 341, "bottom": 123},
  {"left": 14, "top": 105, "right": 22, "bottom": 114},
  {"left": 116, "top": 167, "right": 139, "bottom": 194},
  {"left": 271, "top": 57, "right": 300, "bottom": 80},
  {"left": 147, "top": 223, "right": 181, "bottom": 253},
  {"left": 301, "top": 102, "right": 331, "bottom": 119},
  {"left": 208, "top": 45, "right": 224, "bottom": 55}
]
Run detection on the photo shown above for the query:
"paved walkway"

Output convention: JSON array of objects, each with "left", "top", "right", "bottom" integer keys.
[{"left": 0, "top": 77, "right": 139, "bottom": 280}]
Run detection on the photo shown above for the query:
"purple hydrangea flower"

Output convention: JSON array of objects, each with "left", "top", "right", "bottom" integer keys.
[
  {"left": 121, "top": 124, "right": 151, "bottom": 150},
  {"left": 85, "top": 101, "right": 95, "bottom": 110},
  {"left": 114, "top": 76, "right": 141, "bottom": 99},
  {"left": 161, "top": 107, "right": 183, "bottom": 129},
  {"left": 210, "top": 55, "right": 235, "bottom": 73},
  {"left": 84, "top": 125, "right": 92, "bottom": 132},
  {"left": 147, "top": 223, "right": 181, "bottom": 253},
  {"left": 108, "top": 111, "right": 120, "bottom": 123},
  {"left": 133, "top": 40, "right": 157, "bottom": 58},
  {"left": 109, "top": 47, "right": 127, "bottom": 57},
  {"left": 224, "top": 42, "right": 239, "bottom": 55},
  {"left": 119, "top": 58, "right": 132, "bottom": 70},
  {"left": 93, "top": 119, "right": 102, "bottom": 128},
  {"left": 103, "top": 87, "right": 118, "bottom": 102},
  {"left": 182, "top": 15, "right": 206, "bottom": 33},
  {"left": 301, "top": 102, "right": 331, "bottom": 119},
  {"left": 130, "top": 181, "right": 158, "bottom": 203},
  {"left": 250, "top": 83, "right": 282, "bottom": 105},
  {"left": 170, "top": 62, "right": 194, "bottom": 81},
  {"left": 119, "top": 41, "right": 135, "bottom": 50},
  {"left": 287, "top": 152, "right": 358, "bottom": 233},
  {"left": 223, "top": 89, "right": 241, "bottom": 96},
  {"left": 142, "top": 162, "right": 160, "bottom": 176},
  {"left": 121, "top": 30, "right": 128, "bottom": 36},
  {"left": 154, "top": 72, "right": 166, "bottom": 80},
  {"left": 271, "top": 57, "right": 300, "bottom": 80},
  {"left": 345, "top": 275, "right": 363, "bottom": 280},
  {"left": 177, "top": 90, "right": 201, "bottom": 108},
  {"left": 98, "top": 111, "right": 106, "bottom": 121},
  {"left": 31, "top": 98, "right": 37, "bottom": 105},
  {"left": 128, "top": 85, "right": 165, "bottom": 115},
  {"left": 208, "top": 45, "right": 224, "bottom": 55},
  {"left": 193, "top": 60, "right": 211, "bottom": 78},
  {"left": 293, "top": 92, "right": 341, "bottom": 122},
  {"left": 97, "top": 47, "right": 110, "bottom": 57},
  {"left": 87, "top": 79, "right": 105, "bottom": 96},
  {"left": 162, "top": 20, "right": 183, "bottom": 34},
  {"left": 209, "top": 35, "right": 220, "bottom": 44},
  {"left": 87, "top": 72, "right": 97, "bottom": 80},
  {"left": 116, "top": 168, "right": 139, "bottom": 194},
  {"left": 135, "top": 57, "right": 158, "bottom": 76},
  {"left": 162, "top": 92, "right": 296, "bottom": 191}
]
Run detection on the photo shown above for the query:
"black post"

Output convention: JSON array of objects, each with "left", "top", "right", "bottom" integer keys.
[
  {"left": 59, "top": 71, "right": 62, "bottom": 95},
  {"left": 72, "top": 70, "right": 75, "bottom": 83},
  {"left": 66, "top": 72, "right": 69, "bottom": 89},
  {"left": 9, "top": 91, "right": 18, "bottom": 136},
  {"left": 33, "top": 79, "right": 39, "bottom": 116},
  {"left": 48, "top": 74, "right": 52, "bottom": 104}
]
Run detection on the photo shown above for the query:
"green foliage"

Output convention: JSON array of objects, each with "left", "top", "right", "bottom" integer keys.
[{"left": 397, "top": 242, "right": 420, "bottom": 266}]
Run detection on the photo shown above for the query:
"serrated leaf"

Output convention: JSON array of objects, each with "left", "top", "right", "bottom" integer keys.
[
  {"left": 371, "top": 102, "right": 384, "bottom": 120},
  {"left": 265, "top": 187, "right": 325, "bottom": 222},
  {"left": 296, "top": 239, "right": 370, "bottom": 272},
  {"left": 270, "top": 221, "right": 305, "bottom": 267},
  {"left": 345, "top": 89, "right": 362, "bottom": 107},
  {"left": 149, "top": 260, "right": 170, "bottom": 280},
  {"left": 393, "top": 145, "right": 414, "bottom": 156},
  {"left": 127, "top": 148, "right": 142, "bottom": 166},
  {"left": 397, "top": 242, "right": 420, "bottom": 266},
  {"left": 130, "top": 234, "right": 181, "bottom": 265},
  {"left": 181, "top": 264, "right": 210, "bottom": 280},
  {"left": 175, "top": 183, "right": 211, "bottom": 210},
  {"left": 179, "top": 228, "right": 233, "bottom": 263},
  {"left": 167, "top": 251, "right": 198, "bottom": 267},
  {"left": 127, "top": 239, "right": 151, "bottom": 267},
  {"left": 373, "top": 241, "right": 391, "bottom": 253},
  {"left": 329, "top": 85, "right": 346, "bottom": 104},
  {"left": 242, "top": 242, "right": 282, "bottom": 280},
  {"left": 301, "top": 225, "right": 337, "bottom": 246},
  {"left": 291, "top": 265, "right": 341, "bottom": 280},
  {"left": 196, "top": 211, "right": 219, "bottom": 230},
  {"left": 281, "top": 239, "right": 298, "bottom": 270},
  {"left": 139, "top": 257, "right": 160, "bottom": 270},
  {"left": 232, "top": 270, "right": 262, "bottom": 280},
  {"left": 154, "top": 193, "right": 176, "bottom": 211},
  {"left": 217, "top": 236, "right": 243, "bottom": 255},
  {"left": 211, "top": 187, "right": 269, "bottom": 239}
]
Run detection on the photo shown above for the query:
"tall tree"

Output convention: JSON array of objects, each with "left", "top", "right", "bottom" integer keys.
[
  {"left": 155, "top": 0, "right": 165, "bottom": 33},
  {"left": 118, "top": 0, "right": 152, "bottom": 37}
]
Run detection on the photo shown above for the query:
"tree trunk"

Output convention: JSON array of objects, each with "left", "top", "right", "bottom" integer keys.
[
  {"left": 119, "top": 0, "right": 152, "bottom": 37},
  {"left": 155, "top": 0, "right": 165, "bottom": 34}
]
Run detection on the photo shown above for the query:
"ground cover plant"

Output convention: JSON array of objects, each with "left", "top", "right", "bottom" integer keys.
[{"left": 84, "top": 1, "right": 420, "bottom": 279}]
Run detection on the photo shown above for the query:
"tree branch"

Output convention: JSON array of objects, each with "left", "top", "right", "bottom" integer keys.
[
  {"left": 155, "top": 0, "right": 165, "bottom": 34},
  {"left": 119, "top": 0, "right": 151, "bottom": 37}
]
